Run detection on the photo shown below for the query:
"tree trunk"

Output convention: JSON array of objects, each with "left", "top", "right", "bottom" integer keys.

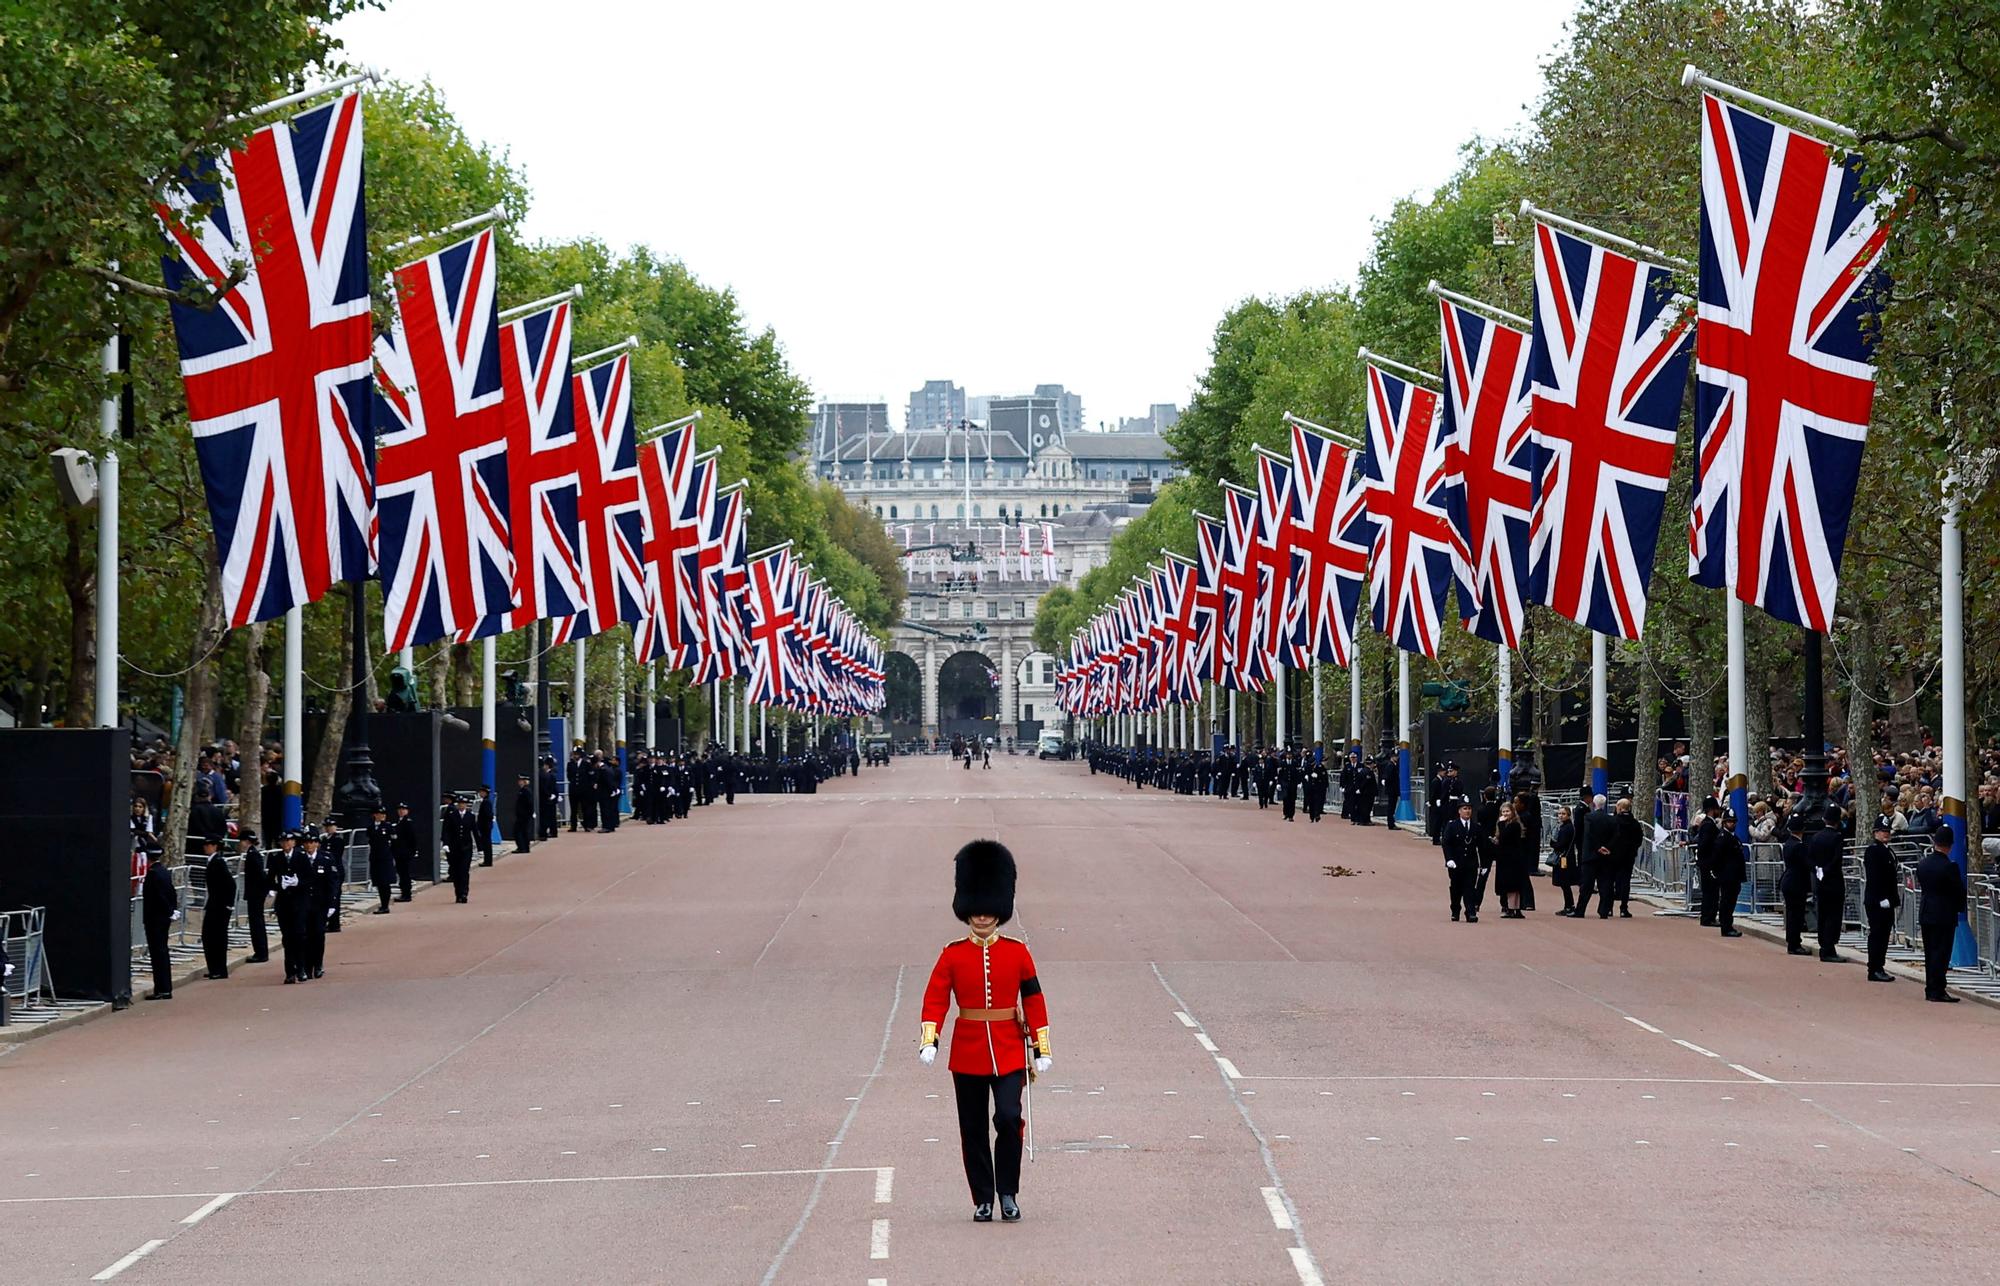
[
  {"left": 164, "top": 560, "right": 228, "bottom": 865},
  {"left": 1886, "top": 668, "right": 1920, "bottom": 747},
  {"left": 23, "top": 653, "right": 48, "bottom": 728},
  {"left": 305, "top": 601, "right": 353, "bottom": 824},
  {"left": 429, "top": 642, "right": 450, "bottom": 713},
  {"left": 1633, "top": 661, "right": 1661, "bottom": 825},
  {"left": 1686, "top": 671, "right": 1715, "bottom": 804},
  {"left": 234, "top": 621, "right": 271, "bottom": 837},
  {"left": 1746, "top": 672, "right": 1772, "bottom": 800},
  {"left": 452, "top": 641, "right": 475, "bottom": 707},
  {"left": 62, "top": 504, "right": 94, "bottom": 726},
  {"left": 1843, "top": 613, "right": 1879, "bottom": 832}
]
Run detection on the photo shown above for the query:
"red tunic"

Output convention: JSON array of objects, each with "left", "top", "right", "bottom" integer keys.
[{"left": 920, "top": 933, "right": 1051, "bottom": 1077}]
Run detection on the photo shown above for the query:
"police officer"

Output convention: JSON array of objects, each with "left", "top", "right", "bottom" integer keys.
[
  {"left": 539, "top": 756, "right": 561, "bottom": 840},
  {"left": 1711, "top": 810, "right": 1746, "bottom": 937},
  {"left": 1810, "top": 807, "right": 1847, "bottom": 962},
  {"left": 271, "top": 830, "right": 310, "bottom": 983},
  {"left": 1861, "top": 815, "right": 1901, "bottom": 982},
  {"left": 141, "top": 850, "right": 179, "bottom": 999},
  {"left": 319, "top": 818, "right": 346, "bottom": 933},
  {"left": 1444, "top": 800, "right": 1478, "bottom": 922},
  {"left": 200, "top": 836, "right": 235, "bottom": 979},
  {"left": 1693, "top": 799, "right": 1723, "bottom": 926},
  {"left": 366, "top": 804, "right": 397, "bottom": 913},
  {"left": 392, "top": 802, "right": 419, "bottom": 902},
  {"left": 1781, "top": 821, "right": 1815, "bottom": 955},
  {"left": 1915, "top": 829, "right": 1966, "bottom": 1002},
  {"left": 443, "top": 795, "right": 477, "bottom": 904},
  {"left": 513, "top": 773, "right": 535, "bottom": 853},
  {"left": 238, "top": 828, "right": 271, "bottom": 963},
  {"left": 302, "top": 830, "right": 334, "bottom": 980},
  {"left": 475, "top": 785, "right": 497, "bottom": 866}
]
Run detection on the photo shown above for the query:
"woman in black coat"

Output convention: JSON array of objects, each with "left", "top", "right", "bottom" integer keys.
[
  {"left": 1547, "top": 808, "right": 1579, "bottom": 913},
  {"left": 1493, "top": 803, "right": 1534, "bottom": 918}
]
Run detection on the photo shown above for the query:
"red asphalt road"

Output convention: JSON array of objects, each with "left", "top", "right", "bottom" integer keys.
[{"left": 4, "top": 755, "right": 1998, "bottom": 1285}]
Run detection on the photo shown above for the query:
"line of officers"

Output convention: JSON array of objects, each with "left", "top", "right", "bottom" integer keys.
[{"left": 1085, "top": 741, "right": 1397, "bottom": 824}]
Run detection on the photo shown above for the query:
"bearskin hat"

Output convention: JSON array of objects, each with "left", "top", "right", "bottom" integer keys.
[{"left": 952, "top": 838, "right": 1016, "bottom": 925}]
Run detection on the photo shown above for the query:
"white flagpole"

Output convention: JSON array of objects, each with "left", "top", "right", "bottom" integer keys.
[
  {"left": 574, "top": 639, "right": 587, "bottom": 753},
  {"left": 646, "top": 661, "right": 657, "bottom": 754},
  {"left": 1396, "top": 652, "right": 1414, "bottom": 822},
  {"left": 1275, "top": 665, "right": 1287, "bottom": 747},
  {"left": 482, "top": 635, "right": 498, "bottom": 842},
  {"left": 614, "top": 646, "right": 627, "bottom": 814},
  {"left": 1590, "top": 632, "right": 1609, "bottom": 798},
  {"left": 1727, "top": 596, "right": 1749, "bottom": 838},
  {"left": 1942, "top": 467, "right": 1976, "bottom": 965},
  {"left": 1496, "top": 646, "right": 1513, "bottom": 791},
  {"left": 95, "top": 311, "right": 119, "bottom": 728},
  {"left": 282, "top": 605, "right": 303, "bottom": 832},
  {"left": 1349, "top": 659, "right": 1362, "bottom": 751},
  {"left": 760, "top": 703, "right": 767, "bottom": 755},
  {"left": 1229, "top": 690, "right": 1238, "bottom": 748},
  {"left": 1311, "top": 667, "right": 1322, "bottom": 752}
]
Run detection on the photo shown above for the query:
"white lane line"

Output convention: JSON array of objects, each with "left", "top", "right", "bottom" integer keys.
[
  {"left": 759, "top": 965, "right": 906, "bottom": 1286},
  {"left": 874, "top": 1168, "right": 893, "bottom": 1203},
  {"left": 1174, "top": 1011, "right": 1198, "bottom": 1028},
  {"left": 180, "top": 1192, "right": 237, "bottom": 1225},
  {"left": 870, "top": 1218, "right": 891, "bottom": 1259},
  {"left": 1674, "top": 1039, "right": 1720, "bottom": 1058},
  {"left": 1194, "top": 1033, "right": 1219, "bottom": 1053},
  {"left": 1216, "top": 1058, "right": 1243, "bottom": 1080},
  {"left": 1623, "top": 1016, "right": 1664, "bottom": 1034},
  {"left": 1729, "top": 1063, "right": 1779, "bottom": 1084},
  {"left": 92, "top": 1240, "right": 165, "bottom": 1281},
  {"left": 1261, "top": 1186, "right": 1294, "bottom": 1229},
  {"left": 1289, "top": 1246, "right": 1326, "bottom": 1286},
  {"left": 869, "top": 1279, "right": 888, "bottom": 1286}
]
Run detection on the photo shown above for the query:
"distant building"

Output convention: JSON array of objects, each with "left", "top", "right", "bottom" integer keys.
[
  {"left": 906, "top": 379, "right": 965, "bottom": 432},
  {"left": 984, "top": 394, "right": 1066, "bottom": 456},
  {"left": 811, "top": 402, "right": 892, "bottom": 467},
  {"left": 1033, "top": 384, "right": 1085, "bottom": 437},
  {"left": 1114, "top": 403, "right": 1180, "bottom": 434}
]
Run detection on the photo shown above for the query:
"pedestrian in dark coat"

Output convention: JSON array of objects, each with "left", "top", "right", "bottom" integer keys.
[
  {"left": 365, "top": 806, "right": 397, "bottom": 913},
  {"left": 1711, "top": 816, "right": 1747, "bottom": 937},
  {"left": 391, "top": 803, "right": 419, "bottom": 901},
  {"left": 1278, "top": 754, "right": 1301, "bottom": 821},
  {"left": 513, "top": 774, "right": 535, "bottom": 854},
  {"left": 1780, "top": 827, "right": 1815, "bottom": 954},
  {"left": 301, "top": 833, "right": 333, "bottom": 979},
  {"left": 238, "top": 830, "right": 271, "bottom": 962},
  {"left": 1693, "top": 800, "right": 1723, "bottom": 926},
  {"left": 1494, "top": 804, "right": 1533, "bottom": 917},
  {"left": 200, "top": 838, "right": 235, "bottom": 979},
  {"left": 1914, "top": 829, "right": 1966, "bottom": 1002},
  {"left": 319, "top": 819, "right": 346, "bottom": 933},
  {"left": 1861, "top": 816, "right": 1901, "bottom": 980},
  {"left": 271, "top": 832, "right": 309, "bottom": 982},
  {"left": 1810, "top": 809, "right": 1848, "bottom": 961},
  {"left": 476, "top": 786, "right": 497, "bottom": 865},
  {"left": 141, "top": 854, "right": 179, "bottom": 999},
  {"left": 1303, "top": 761, "right": 1328, "bottom": 822},
  {"left": 1547, "top": 809, "right": 1579, "bottom": 913},
  {"left": 1572, "top": 795, "right": 1617, "bottom": 918},
  {"left": 1610, "top": 799, "right": 1643, "bottom": 917},
  {"left": 443, "top": 798, "right": 476, "bottom": 903}
]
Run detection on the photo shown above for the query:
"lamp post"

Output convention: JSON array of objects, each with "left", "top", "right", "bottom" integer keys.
[{"left": 333, "top": 581, "right": 382, "bottom": 828}]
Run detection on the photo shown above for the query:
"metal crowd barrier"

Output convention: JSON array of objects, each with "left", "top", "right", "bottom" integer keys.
[
  {"left": 128, "top": 862, "right": 193, "bottom": 956},
  {"left": 2, "top": 906, "right": 51, "bottom": 1009}
]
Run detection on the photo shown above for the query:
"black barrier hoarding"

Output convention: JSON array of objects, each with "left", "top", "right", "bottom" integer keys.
[
  {"left": 368, "top": 711, "right": 442, "bottom": 882},
  {"left": 0, "top": 729, "right": 132, "bottom": 1002},
  {"left": 443, "top": 706, "right": 537, "bottom": 841}
]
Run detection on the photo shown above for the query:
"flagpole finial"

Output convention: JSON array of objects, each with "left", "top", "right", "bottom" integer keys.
[
  {"left": 1425, "top": 279, "right": 1442, "bottom": 296},
  {"left": 1681, "top": 63, "right": 1702, "bottom": 89}
]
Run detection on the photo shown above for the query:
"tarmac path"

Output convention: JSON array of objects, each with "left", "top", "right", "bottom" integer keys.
[{"left": 3, "top": 753, "right": 1998, "bottom": 1284}]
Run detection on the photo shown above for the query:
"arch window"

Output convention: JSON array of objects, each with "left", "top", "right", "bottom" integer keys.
[{"left": 889, "top": 504, "right": 898, "bottom": 519}]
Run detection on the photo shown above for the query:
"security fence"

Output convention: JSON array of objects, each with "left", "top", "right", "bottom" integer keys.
[{"left": 2, "top": 906, "right": 51, "bottom": 1011}]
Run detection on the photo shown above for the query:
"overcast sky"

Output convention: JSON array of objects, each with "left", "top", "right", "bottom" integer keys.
[{"left": 334, "top": 0, "right": 1581, "bottom": 428}]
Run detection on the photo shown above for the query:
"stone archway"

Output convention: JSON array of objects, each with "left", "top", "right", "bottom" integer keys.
[{"left": 937, "top": 650, "right": 998, "bottom": 740}]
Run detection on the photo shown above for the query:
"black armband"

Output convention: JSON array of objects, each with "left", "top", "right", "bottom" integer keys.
[{"left": 1019, "top": 975, "right": 1042, "bottom": 998}]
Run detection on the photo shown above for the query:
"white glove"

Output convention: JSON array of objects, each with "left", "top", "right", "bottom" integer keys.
[
  {"left": 1446, "top": 860, "right": 1457, "bottom": 869},
  {"left": 918, "top": 1045, "right": 937, "bottom": 1066},
  {"left": 4, "top": 962, "right": 13, "bottom": 977},
  {"left": 1033, "top": 1055, "right": 1052, "bottom": 1074},
  {"left": 1814, "top": 867, "right": 1824, "bottom": 882},
  {"left": 169, "top": 910, "right": 182, "bottom": 922},
  {"left": 1879, "top": 898, "right": 1891, "bottom": 909}
]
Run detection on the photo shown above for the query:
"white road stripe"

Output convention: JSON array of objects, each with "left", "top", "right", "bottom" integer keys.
[
  {"left": 870, "top": 1218, "right": 891, "bottom": 1259},
  {"left": 1729, "top": 1063, "right": 1779, "bottom": 1083},
  {"left": 1673, "top": 1039, "right": 1719, "bottom": 1058},
  {"left": 180, "top": 1192, "right": 237, "bottom": 1225},
  {"left": 1623, "top": 1016, "right": 1664, "bottom": 1034},
  {"left": 1288, "top": 1246, "right": 1326, "bottom": 1286},
  {"left": 1174, "top": 1011, "right": 1198, "bottom": 1028},
  {"left": 1195, "top": 1033, "right": 1219, "bottom": 1053},
  {"left": 1216, "top": 1057, "right": 1243, "bottom": 1079},
  {"left": 874, "top": 1168, "right": 893, "bottom": 1203},
  {"left": 92, "top": 1241, "right": 165, "bottom": 1281},
  {"left": 869, "top": 1280, "right": 888, "bottom": 1286},
  {"left": 1261, "top": 1186, "right": 1294, "bottom": 1229}
]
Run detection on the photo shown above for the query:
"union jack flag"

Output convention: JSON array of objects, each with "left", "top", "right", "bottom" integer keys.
[
  {"left": 158, "top": 92, "right": 373, "bottom": 628},
  {"left": 1439, "top": 299, "right": 1535, "bottom": 647},
  {"left": 691, "top": 482, "right": 748, "bottom": 683},
  {"left": 557, "top": 355, "right": 646, "bottom": 643},
  {"left": 1220, "top": 487, "right": 1275, "bottom": 686},
  {"left": 1687, "top": 94, "right": 1890, "bottom": 632},
  {"left": 373, "top": 229, "right": 515, "bottom": 651},
  {"left": 1360, "top": 363, "right": 1456, "bottom": 657},
  {"left": 1194, "top": 514, "right": 1231, "bottom": 688},
  {"left": 1158, "top": 554, "right": 1204, "bottom": 703},
  {"left": 1286, "top": 421, "right": 1373, "bottom": 667},
  {"left": 743, "top": 545, "right": 801, "bottom": 706},
  {"left": 1526, "top": 221, "right": 1692, "bottom": 639},
  {"left": 459, "top": 300, "right": 582, "bottom": 640},
  {"left": 633, "top": 425, "right": 712, "bottom": 665}
]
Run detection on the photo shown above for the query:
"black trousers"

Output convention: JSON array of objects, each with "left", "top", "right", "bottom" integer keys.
[
  {"left": 1465, "top": 863, "right": 1491, "bottom": 918},
  {"left": 201, "top": 912, "right": 230, "bottom": 977},
  {"left": 397, "top": 857, "right": 415, "bottom": 901},
  {"left": 374, "top": 882, "right": 393, "bottom": 912},
  {"left": 277, "top": 902, "right": 306, "bottom": 979},
  {"left": 952, "top": 1069, "right": 1025, "bottom": 1205},
  {"left": 1697, "top": 867, "right": 1718, "bottom": 925},
  {"left": 448, "top": 850, "right": 472, "bottom": 900},
  {"left": 245, "top": 898, "right": 269, "bottom": 958},
  {"left": 304, "top": 902, "right": 327, "bottom": 973},
  {"left": 1613, "top": 859, "right": 1633, "bottom": 910},
  {"left": 1816, "top": 889, "right": 1844, "bottom": 956},
  {"left": 1447, "top": 864, "right": 1476, "bottom": 918},
  {"left": 1921, "top": 922, "right": 1952, "bottom": 997},
  {"left": 145, "top": 922, "right": 173, "bottom": 996},
  {"left": 1576, "top": 864, "right": 1608, "bottom": 916},
  {"left": 1866, "top": 906, "right": 1893, "bottom": 973},
  {"left": 1783, "top": 886, "right": 1810, "bottom": 948},
  {"left": 1714, "top": 882, "right": 1741, "bottom": 934}
]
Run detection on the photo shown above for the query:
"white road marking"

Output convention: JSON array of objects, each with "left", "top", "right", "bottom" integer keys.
[
  {"left": 870, "top": 1218, "right": 891, "bottom": 1259},
  {"left": 1289, "top": 1246, "right": 1326, "bottom": 1286},
  {"left": 1623, "top": 1016, "right": 1664, "bottom": 1034},
  {"left": 869, "top": 1280, "right": 888, "bottom": 1286},
  {"left": 180, "top": 1193, "right": 237, "bottom": 1226},
  {"left": 1729, "top": 1064, "right": 1779, "bottom": 1084},
  {"left": 1673, "top": 1039, "right": 1719, "bottom": 1058},
  {"left": 874, "top": 1168, "right": 893, "bottom": 1203},
  {"left": 1195, "top": 1033, "right": 1219, "bottom": 1053},
  {"left": 1261, "top": 1186, "right": 1293, "bottom": 1229},
  {"left": 92, "top": 1240, "right": 165, "bottom": 1281},
  {"left": 1174, "top": 1011, "right": 1198, "bottom": 1028},
  {"left": 1216, "top": 1058, "right": 1243, "bottom": 1079}
]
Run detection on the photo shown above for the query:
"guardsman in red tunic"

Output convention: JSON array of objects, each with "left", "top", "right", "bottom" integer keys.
[{"left": 920, "top": 839, "right": 1052, "bottom": 1223}]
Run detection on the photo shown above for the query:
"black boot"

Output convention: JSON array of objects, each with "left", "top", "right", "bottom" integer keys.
[
  {"left": 1000, "top": 1194, "right": 1021, "bottom": 1222},
  {"left": 973, "top": 1203, "right": 993, "bottom": 1222}
]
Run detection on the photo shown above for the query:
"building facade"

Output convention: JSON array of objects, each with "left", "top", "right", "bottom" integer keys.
[{"left": 905, "top": 379, "right": 965, "bottom": 432}]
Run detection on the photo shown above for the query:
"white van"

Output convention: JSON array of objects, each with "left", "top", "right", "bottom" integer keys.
[{"left": 1036, "top": 732, "right": 1066, "bottom": 760}]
